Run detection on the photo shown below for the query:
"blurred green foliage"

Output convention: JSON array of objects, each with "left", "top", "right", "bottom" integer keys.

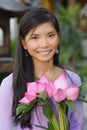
[
  {"left": 55, "top": 4, "right": 81, "bottom": 27},
  {"left": 55, "top": 4, "right": 84, "bottom": 65},
  {"left": 55, "top": 4, "right": 87, "bottom": 81},
  {"left": 10, "top": 39, "right": 16, "bottom": 58},
  {"left": 76, "top": 65, "right": 87, "bottom": 82}
]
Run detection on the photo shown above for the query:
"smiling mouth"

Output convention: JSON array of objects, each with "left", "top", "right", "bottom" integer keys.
[{"left": 37, "top": 50, "right": 51, "bottom": 55}]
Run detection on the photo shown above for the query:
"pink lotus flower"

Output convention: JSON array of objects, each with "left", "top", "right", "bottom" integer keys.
[
  {"left": 19, "top": 96, "right": 30, "bottom": 104},
  {"left": 53, "top": 74, "right": 69, "bottom": 90},
  {"left": 53, "top": 88, "right": 66, "bottom": 102},
  {"left": 19, "top": 74, "right": 80, "bottom": 105},
  {"left": 39, "top": 75, "right": 54, "bottom": 97},
  {"left": 37, "top": 81, "right": 46, "bottom": 93},
  {"left": 45, "top": 82, "right": 54, "bottom": 97},
  {"left": 25, "top": 90, "right": 37, "bottom": 101},
  {"left": 39, "top": 74, "right": 50, "bottom": 84},
  {"left": 19, "top": 90, "right": 37, "bottom": 104},
  {"left": 66, "top": 86, "right": 80, "bottom": 101},
  {"left": 27, "top": 82, "right": 38, "bottom": 93}
]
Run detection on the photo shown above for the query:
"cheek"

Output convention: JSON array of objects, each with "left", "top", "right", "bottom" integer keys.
[
  {"left": 52, "top": 39, "right": 59, "bottom": 49},
  {"left": 26, "top": 43, "right": 37, "bottom": 52},
  {"left": 52, "top": 35, "right": 60, "bottom": 47}
]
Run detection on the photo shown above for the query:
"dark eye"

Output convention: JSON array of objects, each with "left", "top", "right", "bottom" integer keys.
[
  {"left": 31, "top": 36, "right": 38, "bottom": 40},
  {"left": 49, "top": 33, "right": 55, "bottom": 38}
]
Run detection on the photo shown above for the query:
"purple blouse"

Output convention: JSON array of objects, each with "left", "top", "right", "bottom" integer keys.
[{"left": 0, "top": 70, "right": 84, "bottom": 130}]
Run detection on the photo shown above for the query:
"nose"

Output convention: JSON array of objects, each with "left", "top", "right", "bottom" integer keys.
[{"left": 40, "top": 38, "right": 49, "bottom": 48}]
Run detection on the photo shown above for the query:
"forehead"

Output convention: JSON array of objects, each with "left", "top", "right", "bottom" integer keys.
[{"left": 29, "top": 22, "right": 56, "bottom": 34}]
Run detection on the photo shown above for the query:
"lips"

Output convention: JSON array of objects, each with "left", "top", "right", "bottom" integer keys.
[{"left": 37, "top": 50, "right": 51, "bottom": 55}]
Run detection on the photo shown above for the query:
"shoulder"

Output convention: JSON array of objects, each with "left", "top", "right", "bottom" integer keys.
[
  {"left": 65, "top": 69, "right": 82, "bottom": 86},
  {"left": 0, "top": 73, "right": 13, "bottom": 87},
  {"left": 0, "top": 73, "right": 13, "bottom": 96},
  {"left": 0, "top": 74, "right": 13, "bottom": 128}
]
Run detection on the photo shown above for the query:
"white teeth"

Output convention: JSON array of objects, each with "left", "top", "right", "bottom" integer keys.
[{"left": 38, "top": 51, "right": 50, "bottom": 55}]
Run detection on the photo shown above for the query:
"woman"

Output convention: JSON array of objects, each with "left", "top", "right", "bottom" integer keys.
[{"left": 0, "top": 7, "right": 84, "bottom": 130}]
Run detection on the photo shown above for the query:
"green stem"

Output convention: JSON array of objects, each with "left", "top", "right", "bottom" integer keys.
[
  {"left": 51, "top": 113, "right": 60, "bottom": 130},
  {"left": 57, "top": 103, "right": 67, "bottom": 130}
]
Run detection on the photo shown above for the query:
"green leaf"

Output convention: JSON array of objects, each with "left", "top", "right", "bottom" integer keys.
[
  {"left": 37, "top": 91, "right": 47, "bottom": 101},
  {"left": 78, "top": 97, "right": 87, "bottom": 103},
  {"left": 60, "top": 101, "right": 67, "bottom": 113},
  {"left": 34, "top": 76, "right": 40, "bottom": 81},
  {"left": 79, "top": 81, "right": 87, "bottom": 97},
  {"left": 16, "top": 100, "right": 37, "bottom": 116},
  {"left": 16, "top": 104, "right": 28, "bottom": 115},
  {"left": 65, "top": 100, "right": 76, "bottom": 112},
  {"left": 43, "top": 103, "right": 53, "bottom": 121},
  {"left": 47, "top": 122, "right": 54, "bottom": 130}
]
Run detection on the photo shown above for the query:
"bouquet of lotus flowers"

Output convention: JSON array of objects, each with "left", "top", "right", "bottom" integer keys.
[{"left": 16, "top": 74, "right": 87, "bottom": 130}]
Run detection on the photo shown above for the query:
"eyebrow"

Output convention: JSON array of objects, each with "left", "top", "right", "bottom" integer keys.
[
  {"left": 31, "top": 31, "right": 56, "bottom": 36},
  {"left": 31, "top": 34, "right": 39, "bottom": 36},
  {"left": 47, "top": 31, "right": 56, "bottom": 34}
]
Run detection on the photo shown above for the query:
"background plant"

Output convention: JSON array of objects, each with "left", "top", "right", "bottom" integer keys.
[
  {"left": 55, "top": 4, "right": 84, "bottom": 67},
  {"left": 10, "top": 39, "right": 16, "bottom": 57}
]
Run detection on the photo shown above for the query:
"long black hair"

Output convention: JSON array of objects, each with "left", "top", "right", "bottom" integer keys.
[{"left": 12, "top": 7, "right": 60, "bottom": 128}]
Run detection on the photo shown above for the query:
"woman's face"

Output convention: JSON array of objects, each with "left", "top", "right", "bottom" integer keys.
[{"left": 22, "top": 22, "right": 60, "bottom": 63}]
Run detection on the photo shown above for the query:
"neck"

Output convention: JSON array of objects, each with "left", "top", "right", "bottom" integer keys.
[{"left": 33, "top": 60, "right": 54, "bottom": 79}]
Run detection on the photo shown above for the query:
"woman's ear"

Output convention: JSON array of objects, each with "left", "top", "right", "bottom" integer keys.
[{"left": 21, "top": 38, "right": 27, "bottom": 50}]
